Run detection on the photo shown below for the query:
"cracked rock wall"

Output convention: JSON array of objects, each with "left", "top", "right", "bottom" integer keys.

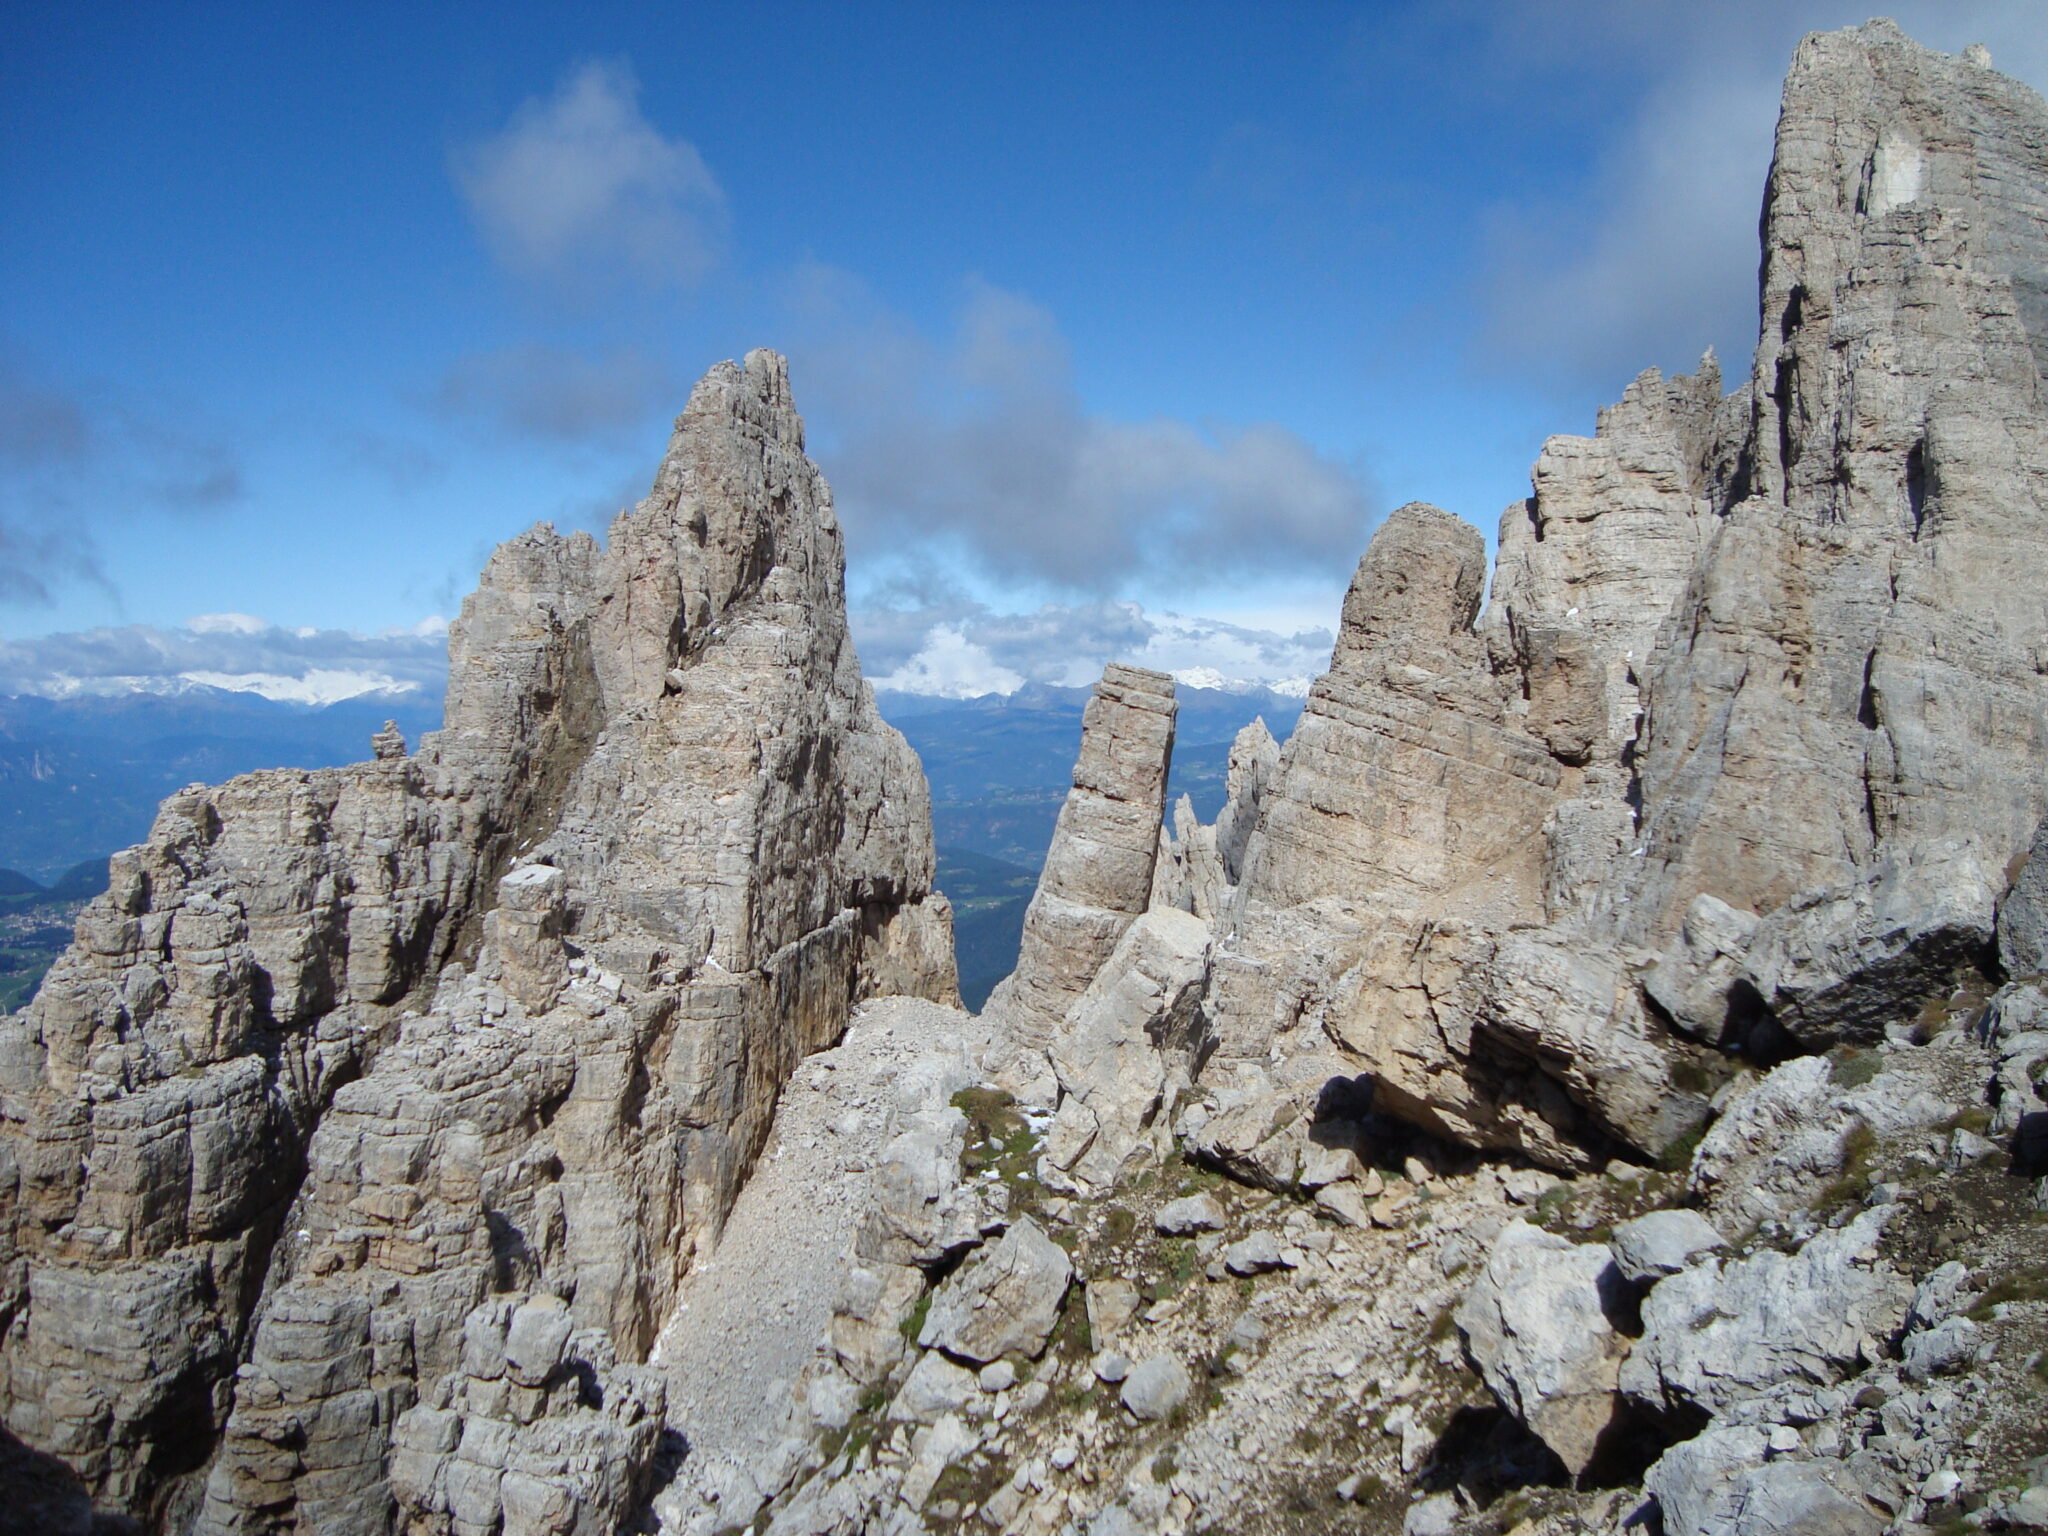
[{"left": 0, "top": 349, "right": 955, "bottom": 1533}]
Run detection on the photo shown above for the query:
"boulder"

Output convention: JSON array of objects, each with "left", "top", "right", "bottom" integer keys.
[
  {"left": 919, "top": 1216, "right": 1073, "bottom": 1365},
  {"left": 1118, "top": 1355, "right": 1191, "bottom": 1422},
  {"left": 1622, "top": 1208, "right": 1912, "bottom": 1421},
  {"left": 1042, "top": 908, "right": 1211, "bottom": 1193},
  {"left": 1608, "top": 1210, "right": 1727, "bottom": 1286},
  {"left": 1455, "top": 1221, "right": 1628, "bottom": 1477},
  {"left": 1154, "top": 1194, "right": 1226, "bottom": 1236},
  {"left": 1646, "top": 1425, "right": 1881, "bottom": 1536},
  {"left": 889, "top": 1351, "right": 979, "bottom": 1424},
  {"left": 1222, "top": 1233, "right": 1290, "bottom": 1276}
]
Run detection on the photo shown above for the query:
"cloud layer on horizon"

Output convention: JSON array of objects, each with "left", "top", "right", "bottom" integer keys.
[
  {"left": 853, "top": 595, "right": 1334, "bottom": 699},
  {"left": 0, "top": 614, "right": 450, "bottom": 704},
  {"left": 0, "top": 598, "right": 1336, "bottom": 706}
]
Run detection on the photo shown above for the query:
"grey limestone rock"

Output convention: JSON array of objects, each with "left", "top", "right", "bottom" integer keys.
[
  {"left": 1117, "top": 1354, "right": 1191, "bottom": 1422},
  {"left": 1621, "top": 1207, "right": 1912, "bottom": 1422},
  {"left": 1647, "top": 1425, "right": 1882, "bottom": 1536},
  {"left": 982, "top": 665, "right": 1177, "bottom": 1055},
  {"left": 889, "top": 1350, "right": 979, "bottom": 1425},
  {"left": 1187, "top": 17, "right": 2048, "bottom": 1173},
  {"left": 917, "top": 1215, "right": 1073, "bottom": 1366},
  {"left": 1154, "top": 1193, "right": 1225, "bottom": 1236},
  {"left": 1222, "top": 1232, "right": 1289, "bottom": 1276},
  {"left": 1041, "top": 907, "right": 1210, "bottom": 1195},
  {"left": 0, "top": 350, "right": 956, "bottom": 1531},
  {"left": 1609, "top": 1209, "right": 1728, "bottom": 1286},
  {"left": 386, "top": 1299, "right": 667, "bottom": 1536},
  {"left": 1455, "top": 1220, "right": 1629, "bottom": 1478}
]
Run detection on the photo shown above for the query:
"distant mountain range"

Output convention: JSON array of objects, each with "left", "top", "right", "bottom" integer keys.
[{"left": 0, "top": 679, "right": 1304, "bottom": 1012}]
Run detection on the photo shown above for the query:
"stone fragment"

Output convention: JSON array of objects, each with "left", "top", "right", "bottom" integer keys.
[
  {"left": 1222, "top": 1233, "right": 1290, "bottom": 1276},
  {"left": 1085, "top": 1277, "right": 1140, "bottom": 1344},
  {"left": 1297, "top": 1140, "right": 1363, "bottom": 1189},
  {"left": 919, "top": 1217, "right": 1073, "bottom": 1365},
  {"left": 1117, "top": 1356, "right": 1191, "bottom": 1422},
  {"left": 501, "top": 1294, "right": 573, "bottom": 1389},
  {"left": 890, "top": 1351, "right": 979, "bottom": 1424},
  {"left": 1455, "top": 1221, "right": 1628, "bottom": 1477},
  {"left": 1315, "top": 1182, "right": 1373, "bottom": 1229},
  {"left": 1608, "top": 1209, "right": 1727, "bottom": 1286},
  {"left": 1153, "top": 1194, "right": 1225, "bottom": 1236}
]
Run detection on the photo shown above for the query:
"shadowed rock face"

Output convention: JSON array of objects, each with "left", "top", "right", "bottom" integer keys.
[{"left": 0, "top": 350, "right": 956, "bottom": 1531}]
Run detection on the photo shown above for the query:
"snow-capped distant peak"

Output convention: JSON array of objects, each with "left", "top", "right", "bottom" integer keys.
[
  {"left": 185, "top": 612, "right": 270, "bottom": 635},
  {"left": 177, "top": 670, "right": 421, "bottom": 705}
]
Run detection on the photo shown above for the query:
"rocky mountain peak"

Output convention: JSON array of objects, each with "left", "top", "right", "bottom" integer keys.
[{"left": 9, "top": 22, "right": 2048, "bottom": 1536}]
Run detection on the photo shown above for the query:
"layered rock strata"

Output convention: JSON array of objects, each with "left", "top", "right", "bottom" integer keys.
[
  {"left": 1186, "top": 19, "right": 2048, "bottom": 1170},
  {"left": 0, "top": 350, "right": 954, "bottom": 1532},
  {"left": 981, "top": 664, "right": 1176, "bottom": 1061}
]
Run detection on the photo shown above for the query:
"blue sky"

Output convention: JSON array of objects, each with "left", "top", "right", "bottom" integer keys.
[{"left": 4, "top": 1, "right": 2044, "bottom": 700}]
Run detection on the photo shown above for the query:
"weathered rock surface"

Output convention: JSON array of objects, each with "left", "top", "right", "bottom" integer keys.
[
  {"left": 1608, "top": 1208, "right": 1726, "bottom": 1286},
  {"left": 982, "top": 665, "right": 1176, "bottom": 1059},
  {"left": 918, "top": 1216, "right": 1073, "bottom": 1366},
  {"left": 1455, "top": 1221, "right": 1629, "bottom": 1477},
  {"left": 1041, "top": 908, "right": 1210, "bottom": 1196},
  {"left": 1183, "top": 16, "right": 2048, "bottom": 1178},
  {"left": 1117, "top": 1355, "right": 1191, "bottom": 1423},
  {"left": 0, "top": 351, "right": 954, "bottom": 1531},
  {"left": 1613, "top": 22, "right": 2048, "bottom": 975},
  {"left": 1621, "top": 1208, "right": 1912, "bottom": 1423},
  {"left": 1647, "top": 1425, "right": 1883, "bottom": 1536},
  {"left": 13, "top": 20, "right": 2048, "bottom": 1536}
]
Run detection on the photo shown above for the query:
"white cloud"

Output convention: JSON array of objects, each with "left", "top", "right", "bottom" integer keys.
[
  {"left": 0, "top": 350, "right": 246, "bottom": 607},
  {"left": 0, "top": 617, "right": 450, "bottom": 702},
  {"left": 792, "top": 272, "right": 1377, "bottom": 595},
  {"left": 1473, "top": 1, "right": 2048, "bottom": 394},
  {"left": 434, "top": 343, "right": 679, "bottom": 442},
  {"left": 855, "top": 596, "right": 1335, "bottom": 698},
  {"left": 873, "top": 626, "right": 1025, "bottom": 699},
  {"left": 1477, "top": 67, "right": 1779, "bottom": 389},
  {"left": 455, "top": 59, "right": 727, "bottom": 296},
  {"left": 187, "top": 612, "right": 268, "bottom": 635}
]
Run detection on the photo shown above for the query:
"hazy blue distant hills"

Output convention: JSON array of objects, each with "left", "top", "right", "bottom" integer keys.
[
  {"left": 0, "top": 688, "right": 445, "bottom": 883},
  {"left": 879, "top": 682, "right": 1303, "bottom": 1006},
  {"left": 0, "top": 860, "right": 112, "bottom": 1012}
]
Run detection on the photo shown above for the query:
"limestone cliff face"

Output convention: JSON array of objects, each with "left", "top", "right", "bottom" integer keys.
[
  {"left": 1190, "top": 21, "right": 2048, "bottom": 1169},
  {"left": 1616, "top": 22, "right": 2048, "bottom": 1044},
  {"left": 0, "top": 350, "right": 955, "bottom": 1532}
]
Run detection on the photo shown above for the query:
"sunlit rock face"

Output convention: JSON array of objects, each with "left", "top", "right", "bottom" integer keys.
[
  {"left": 0, "top": 349, "right": 956, "bottom": 1531},
  {"left": 1194, "top": 19, "right": 2048, "bottom": 1169}
]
